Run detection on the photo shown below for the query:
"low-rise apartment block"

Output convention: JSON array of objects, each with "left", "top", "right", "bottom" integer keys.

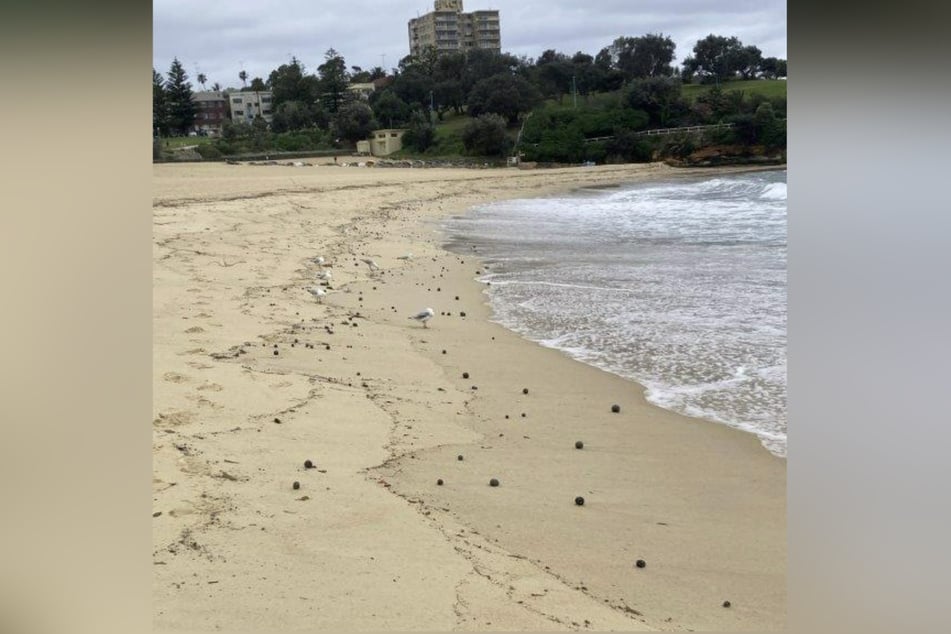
[{"left": 228, "top": 91, "right": 274, "bottom": 126}]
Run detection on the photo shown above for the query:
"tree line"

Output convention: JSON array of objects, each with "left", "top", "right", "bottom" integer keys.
[{"left": 154, "top": 32, "right": 785, "bottom": 159}]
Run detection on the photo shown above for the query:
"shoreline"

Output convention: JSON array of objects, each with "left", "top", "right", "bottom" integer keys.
[{"left": 153, "top": 161, "right": 785, "bottom": 631}]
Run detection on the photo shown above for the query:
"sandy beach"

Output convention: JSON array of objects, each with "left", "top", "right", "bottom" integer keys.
[{"left": 153, "top": 161, "right": 786, "bottom": 631}]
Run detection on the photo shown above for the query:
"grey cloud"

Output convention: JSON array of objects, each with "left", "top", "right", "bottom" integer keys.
[{"left": 154, "top": 0, "right": 785, "bottom": 89}]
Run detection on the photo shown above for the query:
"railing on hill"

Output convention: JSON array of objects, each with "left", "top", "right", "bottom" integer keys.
[{"left": 581, "top": 122, "right": 736, "bottom": 144}]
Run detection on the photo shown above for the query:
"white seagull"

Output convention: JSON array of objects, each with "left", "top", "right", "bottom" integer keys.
[
  {"left": 361, "top": 258, "right": 380, "bottom": 271},
  {"left": 313, "top": 256, "right": 326, "bottom": 267},
  {"left": 408, "top": 307, "right": 435, "bottom": 328},
  {"left": 308, "top": 286, "right": 327, "bottom": 303},
  {"left": 315, "top": 270, "right": 332, "bottom": 281}
]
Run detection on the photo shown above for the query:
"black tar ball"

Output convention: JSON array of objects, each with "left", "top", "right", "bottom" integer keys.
[
  {"left": 273, "top": 350, "right": 279, "bottom": 355},
  {"left": 575, "top": 441, "right": 584, "bottom": 449},
  {"left": 635, "top": 559, "right": 646, "bottom": 568},
  {"left": 457, "top": 455, "right": 464, "bottom": 461},
  {"left": 304, "top": 460, "right": 314, "bottom": 469},
  {"left": 442, "top": 350, "right": 447, "bottom": 354},
  {"left": 455, "top": 296, "right": 459, "bottom": 300},
  {"left": 722, "top": 601, "right": 731, "bottom": 608},
  {"left": 575, "top": 496, "right": 585, "bottom": 506},
  {"left": 522, "top": 388, "right": 529, "bottom": 394},
  {"left": 611, "top": 404, "right": 621, "bottom": 413},
  {"left": 437, "top": 479, "right": 444, "bottom": 486},
  {"left": 292, "top": 481, "right": 300, "bottom": 490},
  {"left": 460, "top": 311, "right": 467, "bottom": 317},
  {"left": 489, "top": 478, "right": 499, "bottom": 487},
  {"left": 462, "top": 372, "right": 469, "bottom": 379}
]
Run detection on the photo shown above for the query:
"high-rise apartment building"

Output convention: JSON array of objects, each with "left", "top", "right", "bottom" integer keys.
[{"left": 408, "top": 0, "right": 501, "bottom": 57}]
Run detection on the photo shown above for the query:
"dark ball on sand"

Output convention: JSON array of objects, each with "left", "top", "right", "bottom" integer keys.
[
  {"left": 575, "top": 441, "right": 584, "bottom": 449},
  {"left": 442, "top": 350, "right": 447, "bottom": 354},
  {"left": 575, "top": 496, "right": 585, "bottom": 506},
  {"left": 611, "top": 404, "right": 621, "bottom": 413},
  {"left": 489, "top": 478, "right": 499, "bottom": 487},
  {"left": 522, "top": 388, "right": 529, "bottom": 395},
  {"left": 437, "top": 479, "right": 444, "bottom": 486},
  {"left": 635, "top": 559, "right": 646, "bottom": 568},
  {"left": 304, "top": 460, "right": 314, "bottom": 469},
  {"left": 273, "top": 350, "right": 279, "bottom": 356},
  {"left": 457, "top": 455, "right": 464, "bottom": 461},
  {"left": 722, "top": 601, "right": 731, "bottom": 608},
  {"left": 462, "top": 372, "right": 470, "bottom": 379},
  {"left": 292, "top": 481, "right": 300, "bottom": 490}
]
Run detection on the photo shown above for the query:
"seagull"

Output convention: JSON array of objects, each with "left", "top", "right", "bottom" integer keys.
[
  {"left": 308, "top": 286, "right": 327, "bottom": 303},
  {"left": 396, "top": 253, "right": 413, "bottom": 260},
  {"left": 361, "top": 258, "right": 380, "bottom": 271},
  {"left": 315, "top": 270, "right": 332, "bottom": 281},
  {"left": 408, "top": 307, "right": 435, "bottom": 328},
  {"left": 313, "top": 256, "right": 326, "bottom": 267}
]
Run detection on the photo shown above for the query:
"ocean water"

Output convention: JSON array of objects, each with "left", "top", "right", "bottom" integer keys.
[{"left": 444, "top": 170, "right": 787, "bottom": 457}]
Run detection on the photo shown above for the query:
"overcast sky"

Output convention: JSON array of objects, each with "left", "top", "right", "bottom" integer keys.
[{"left": 153, "top": 0, "right": 786, "bottom": 90}]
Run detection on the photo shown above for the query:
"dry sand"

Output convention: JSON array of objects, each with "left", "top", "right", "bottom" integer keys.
[{"left": 153, "top": 160, "right": 786, "bottom": 631}]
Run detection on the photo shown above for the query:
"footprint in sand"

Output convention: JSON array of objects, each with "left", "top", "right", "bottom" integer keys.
[
  {"left": 154, "top": 411, "right": 193, "bottom": 427},
  {"left": 196, "top": 383, "right": 223, "bottom": 392},
  {"left": 185, "top": 326, "right": 205, "bottom": 334},
  {"left": 163, "top": 372, "right": 190, "bottom": 383}
]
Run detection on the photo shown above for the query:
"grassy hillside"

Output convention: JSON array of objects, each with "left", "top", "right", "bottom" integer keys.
[{"left": 682, "top": 79, "right": 787, "bottom": 102}]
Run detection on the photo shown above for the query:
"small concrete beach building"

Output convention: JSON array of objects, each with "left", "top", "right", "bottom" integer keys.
[{"left": 357, "top": 129, "right": 408, "bottom": 156}]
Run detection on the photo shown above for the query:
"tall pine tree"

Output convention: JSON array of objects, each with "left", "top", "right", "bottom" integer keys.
[
  {"left": 153, "top": 68, "right": 169, "bottom": 136},
  {"left": 165, "top": 58, "right": 197, "bottom": 135},
  {"left": 318, "top": 49, "right": 350, "bottom": 114}
]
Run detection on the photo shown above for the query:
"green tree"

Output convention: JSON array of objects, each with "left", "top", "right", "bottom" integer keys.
[
  {"left": 318, "top": 48, "right": 350, "bottom": 114},
  {"left": 370, "top": 90, "right": 411, "bottom": 128},
  {"left": 270, "top": 100, "right": 318, "bottom": 133},
  {"left": 461, "top": 113, "right": 511, "bottom": 157},
  {"left": 607, "top": 34, "right": 677, "bottom": 79},
  {"left": 165, "top": 58, "right": 197, "bottom": 135},
  {"left": 248, "top": 77, "right": 267, "bottom": 91},
  {"left": 753, "top": 101, "right": 784, "bottom": 148},
  {"left": 332, "top": 101, "right": 377, "bottom": 143},
  {"left": 624, "top": 77, "right": 687, "bottom": 127},
  {"left": 733, "top": 45, "right": 764, "bottom": 79},
  {"left": 402, "top": 111, "right": 436, "bottom": 152},
  {"left": 197, "top": 73, "right": 207, "bottom": 89},
  {"left": 250, "top": 115, "right": 270, "bottom": 150},
  {"left": 467, "top": 74, "right": 541, "bottom": 125},
  {"left": 461, "top": 49, "right": 522, "bottom": 96},
  {"left": 432, "top": 52, "right": 468, "bottom": 115},
  {"left": 760, "top": 57, "right": 787, "bottom": 79},
  {"left": 682, "top": 34, "right": 746, "bottom": 84},
  {"left": 533, "top": 49, "right": 573, "bottom": 101},
  {"left": 153, "top": 68, "right": 169, "bottom": 135},
  {"left": 390, "top": 64, "right": 434, "bottom": 112}
]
